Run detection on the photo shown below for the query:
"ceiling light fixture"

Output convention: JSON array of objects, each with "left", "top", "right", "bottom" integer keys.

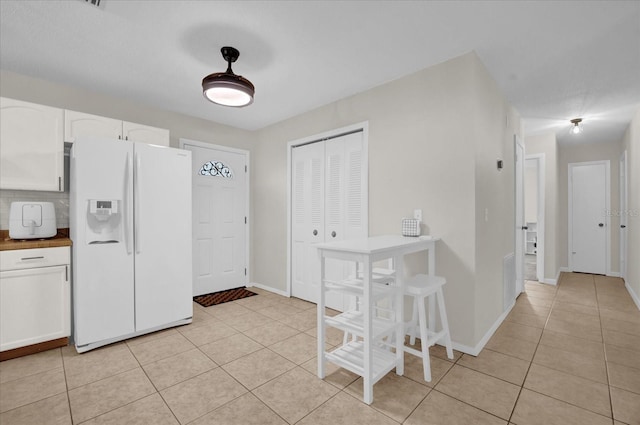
[
  {"left": 202, "top": 46, "right": 254, "bottom": 107},
  {"left": 570, "top": 118, "right": 583, "bottom": 135}
]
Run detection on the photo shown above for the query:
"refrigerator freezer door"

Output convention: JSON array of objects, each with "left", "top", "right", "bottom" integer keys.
[
  {"left": 133, "top": 143, "right": 193, "bottom": 331},
  {"left": 71, "top": 138, "right": 135, "bottom": 346}
]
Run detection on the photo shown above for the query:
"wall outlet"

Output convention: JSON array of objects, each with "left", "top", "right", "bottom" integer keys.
[{"left": 414, "top": 209, "right": 422, "bottom": 221}]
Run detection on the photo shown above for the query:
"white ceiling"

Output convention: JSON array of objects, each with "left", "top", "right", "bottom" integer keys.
[{"left": 1, "top": 1, "right": 639, "bottom": 145}]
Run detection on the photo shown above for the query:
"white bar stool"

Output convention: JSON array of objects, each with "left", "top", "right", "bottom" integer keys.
[{"left": 404, "top": 273, "right": 453, "bottom": 381}]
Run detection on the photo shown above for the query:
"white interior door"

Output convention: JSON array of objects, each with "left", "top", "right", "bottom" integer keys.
[
  {"left": 569, "top": 162, "right": 608, "bottom": 274},
  {"left": 183, "top": 141, "right": 248, "bottom": 296},
  {"left": 619, "top": 151, "right": 628, "bottom": 279},
  {"left": 291, "top": 131, "right": 367, "bottom": 311},
  {"left": 515, "top": 136, "right": 525, "bottom": 294}
]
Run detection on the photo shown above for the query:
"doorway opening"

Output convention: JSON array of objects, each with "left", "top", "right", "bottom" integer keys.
[{"left": 525, "top": 154, "right": 545, "bottom": 282}]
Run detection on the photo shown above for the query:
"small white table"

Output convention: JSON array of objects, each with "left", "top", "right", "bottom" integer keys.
[{"left": 316, "top": 234, "right": 439, "bottom": 404}]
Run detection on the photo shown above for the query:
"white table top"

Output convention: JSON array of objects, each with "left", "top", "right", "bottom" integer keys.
[{"left": 315, "top": 234, "right": 440, "bottom": 255}]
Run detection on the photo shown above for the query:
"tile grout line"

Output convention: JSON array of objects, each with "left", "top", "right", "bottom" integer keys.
[
  {"left": 60, "top": 347, "right": 77, "bottom": 425},
  {"left": 505, "top": 276, "right": 561, "bottom": 423},
  {"left": 594, "top": 275, "right": 617, "bottom": 424}
]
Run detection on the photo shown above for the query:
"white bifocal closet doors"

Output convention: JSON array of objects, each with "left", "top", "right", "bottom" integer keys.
[{"left": 291, "top": 131, "right": 367, "bottom": 311}]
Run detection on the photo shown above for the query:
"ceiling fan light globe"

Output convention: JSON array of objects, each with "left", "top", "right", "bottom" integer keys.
[
  {"left": 204, "top": 86, "right": 253, "bottom": 107},
  {"left": 202, "top": 62, "right": 255, "bottom": 107}
]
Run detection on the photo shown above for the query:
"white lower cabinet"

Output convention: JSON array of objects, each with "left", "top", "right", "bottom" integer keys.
[{"left": 0, "top": 247, "right": 71, "bottom": 352}]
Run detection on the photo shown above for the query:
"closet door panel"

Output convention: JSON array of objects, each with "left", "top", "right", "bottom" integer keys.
[
  {"left": 291, "top": 142, "right": 324, "bottom": 302},
  {"left": 290, "top": 130, "right": 367, "bottom": 312}
]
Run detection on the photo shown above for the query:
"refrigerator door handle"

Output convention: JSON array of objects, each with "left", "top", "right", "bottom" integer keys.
[
  {"left": 135, "top": 152, "right": 141, "bottom": 254},
  {"left": 126, "top": 152, "right": 133, "bottom": 255}
]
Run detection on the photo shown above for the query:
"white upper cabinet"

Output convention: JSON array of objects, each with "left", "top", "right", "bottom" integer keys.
[
  {"left": 0, "top": 97, "right": 64, "bottom": 192},
  {"left": 65, "top": 110, "right": 170, "bottom": 146},
  {"left": 122, "top": 121, "right": 170, "bottom": 146},
  {"left": 64, "top": 110, "right": 122, "bottom": 143}
]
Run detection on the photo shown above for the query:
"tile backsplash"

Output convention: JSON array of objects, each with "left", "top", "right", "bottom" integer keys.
[{"left": 0, "top": 189, "right": 70, "bottom": 230}]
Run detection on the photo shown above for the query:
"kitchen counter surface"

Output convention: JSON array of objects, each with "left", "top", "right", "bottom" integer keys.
[{"left": 0, "top": 228, "right": 72, "bottom": 251}]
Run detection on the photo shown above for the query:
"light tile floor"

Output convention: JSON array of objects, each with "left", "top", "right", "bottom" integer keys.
[{"left": 1, "top": 272, "right": 639, "bottom": 424}]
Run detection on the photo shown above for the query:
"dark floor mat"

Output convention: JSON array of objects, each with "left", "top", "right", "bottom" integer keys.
[{"left": 193, "top": 287, "right": 258, "bottom": 307}]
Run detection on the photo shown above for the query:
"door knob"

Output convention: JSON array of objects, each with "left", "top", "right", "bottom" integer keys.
[
  {"left": 521, "top": 226, "right": 528, "bottom": 230},
  {"left": 598, "top": 223, "right": 604, "bottom": 227},
  {"left": 331, "top": 231, "right": 336, "bottom": 238},
  {"left": 313, "top": 229, "right": 318, "bottom": 236},
  {"left": 621, "top": 225, "right": 627, "bottom": 228}
]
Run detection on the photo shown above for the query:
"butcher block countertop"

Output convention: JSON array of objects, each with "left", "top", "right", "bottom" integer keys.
[{"left": 0, "top": 228, "right": 72, "bottom": 251}]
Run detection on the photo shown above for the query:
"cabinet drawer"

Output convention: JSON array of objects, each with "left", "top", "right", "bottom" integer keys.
[{"left": 0, "top": 247, "right": 70, "bottom": 271}]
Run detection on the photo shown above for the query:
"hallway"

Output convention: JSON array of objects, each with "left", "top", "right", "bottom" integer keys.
[{"left": 487, "top": 272, "right": 640, "bottom": 424}]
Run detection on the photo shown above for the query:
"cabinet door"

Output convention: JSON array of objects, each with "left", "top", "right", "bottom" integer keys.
[
  {"left": 64, "top": 110, "right": 122, "bottom": 143},
  {"left": 0, "top": 265, "right": 70, "bottom": 351},
  {"left": 122, "top": 121, "right": 170, "bottom": 146},
  {"left": 0, "top": 98, "right": 64, "bottom": 191}
]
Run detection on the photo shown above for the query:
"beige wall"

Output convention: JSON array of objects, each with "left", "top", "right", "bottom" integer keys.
[
  {"left": 558, "top": 141, "right": 622, "bottom": 274},
  {"left": 621, "top": 108, "right": 640, "bottom": 302},
  {"left": 525, "top": 133, "right": 559, "bottom": 282},
  {"left": 253, "top": 52, "right": 522, "bottom": 349},
  {"left": 471, "top": 57, "right": 520, "bottom": 342}
]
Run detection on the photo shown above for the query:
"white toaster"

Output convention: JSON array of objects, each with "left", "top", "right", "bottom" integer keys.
[{"left": 9, "top": 202, "right": 57, "bottom": 239}]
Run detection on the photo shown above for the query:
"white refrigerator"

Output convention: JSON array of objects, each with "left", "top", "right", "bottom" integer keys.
[{"left": 70, "top": 137, "right": 192, "bottom": 353}]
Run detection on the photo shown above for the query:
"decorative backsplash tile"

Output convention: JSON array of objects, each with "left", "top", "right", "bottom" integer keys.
[{"left": 0, "top": 189, "right": 70, "bottom": 230}]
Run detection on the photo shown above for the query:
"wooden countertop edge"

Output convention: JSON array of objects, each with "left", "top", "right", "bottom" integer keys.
[{"left": 0, "top": 228, "right": 72, "bottom": 251}]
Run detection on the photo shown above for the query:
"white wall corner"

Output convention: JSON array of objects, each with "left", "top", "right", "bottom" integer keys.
[
  {"left": 451, "top": 299, "right": 516, "bottom": 356},
  {"left": 625, "top": 281, "right": 640, "bottom": 311},
  {"left": 247, "top": 282, "right": 289, "bottom": 297}
]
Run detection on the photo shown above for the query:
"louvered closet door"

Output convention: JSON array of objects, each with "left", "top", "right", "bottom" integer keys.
[
  {"left": 291, "top": 131, "right": 367, "bottom": 312},
  {"left": 291, "top": 142, "right": 325, "bottom": 303}
]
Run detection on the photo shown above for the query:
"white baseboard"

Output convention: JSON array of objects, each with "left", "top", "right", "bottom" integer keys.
[
  {"left": 607, "top": 271, "right": 621, "bottom": 277},
  {"left": 626, "top": 281, "right": 640, "bottom": 311},
  {"left": 248, "top": 282, "right": 289, "bottom": 297},
  {"left": 450, "top": 299, "right": 516, "bottom": 356},
  {"left": 541, "top": 278, "right": 557, "bottom": 286}
]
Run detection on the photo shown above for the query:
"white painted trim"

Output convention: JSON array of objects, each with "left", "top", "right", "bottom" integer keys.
[
  {"left": 285, "top": 122, "right": 370, "bottom": 298},
  {"left": 626, "top": 281, "right": 640, "bottom": 311},
  {"left": 248, "top": 282, "right": 289, "bottom": 298},
  {"left": 608, "top": 272, "right": 621, "bottom": 278},
  {"left": 451, "top": 299, "right": 516, "bottom": 356},
  {"left": 179, "top": 138, "right": 251, "bottom": 285},
  {"left": 526, "top": 153, "right": 545, "bottom": 283},
  {"left": 514, "top": 135, "right": 525, "bottom": 295},
  {"left": 543, "top": 267, "right": 569, "bottom": 286},
  {"left": 568, "top": 160, "right": 611, "bottom": 275},
  {"left": 619, "top": 150, "right": 628, "bottom": 280}
]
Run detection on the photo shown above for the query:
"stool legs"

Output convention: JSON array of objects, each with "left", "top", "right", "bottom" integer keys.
[
  {"left": 405, "top": 286, "right": 454, "bottom": 381},
  {"left": 409, "top": 298, "right": 419, "bottom": 345},
  {"left": 417, "top": 295, "right": 432, "bottom": 381},
  {"left": 436, "top": 287, "right": 454, "bottom": 359}
]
